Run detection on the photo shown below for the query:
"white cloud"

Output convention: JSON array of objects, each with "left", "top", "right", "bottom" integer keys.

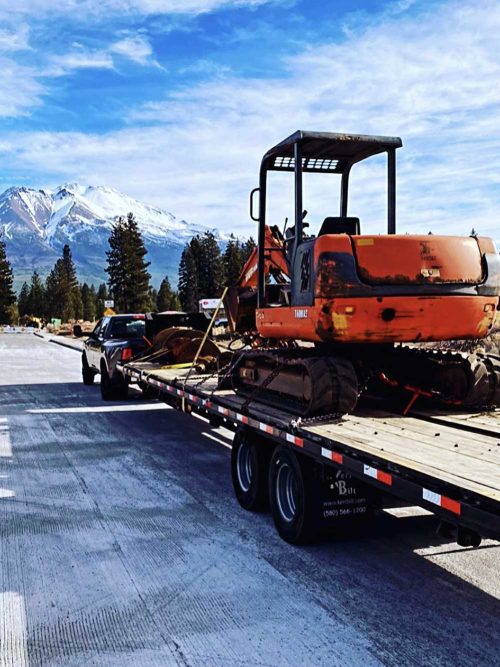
[
  {"left": 0, "top": 34, "right": 159, "bottom": 115},
  {"left": 45, "top": 36, "right": 161, "bottom": 76},
  {"left": 0, "top": 26, "right": 44, "bottom": 118},
  {"left": 110, "top": 35, "right": 160, "bottom": 67},
  {"left": 0, "top": 24, "right": 30, "bottom": 52},
  {"left": 47, "top": 50, "right": 115, "bottom": 76},
  {"left": 0, "top": 0, "right": 276, "bottom": 19},
  {"left": 0, "top": 57, "right": 45, "bottom": 117},
  {"left": 1, "top": 0, "right": 500, "bottom": 244}
]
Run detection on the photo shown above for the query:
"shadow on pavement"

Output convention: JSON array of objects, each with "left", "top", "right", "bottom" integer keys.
[{"left": 1, "top": 379, "right": 499, "bottom": 667}]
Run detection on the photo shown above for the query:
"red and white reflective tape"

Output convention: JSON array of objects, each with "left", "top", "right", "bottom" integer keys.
[
  {"left": 286, "top": 433, "right": 304, "bottom": 448},
  {"left": 204, "top": 399, "right": 212, "bottom": 408},
  {"left": 422, "top": 488, "right": 461, "bottom": 515},
  {"left": 259, "top": 422, "right": 274, "bottom": 435},
  {"left": 363, "top": 464, "right": 392, "bottom": 486},
  {"left": 321, "top": 447, "right": 343, "bottom": 464},
  {"left": 236, "top": 413, "right": 249, "bottom": 424},
  {"left": 176, "top": 388, "right": 184, "bottom": 397},
  {"left": 188, "top": 394, "right": 198, "bottom": 403},
  {"left": 218, "top": 406, "right": 229, "bottom": 416}
]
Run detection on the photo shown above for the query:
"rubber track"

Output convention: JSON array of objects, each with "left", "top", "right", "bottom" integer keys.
[
  {"left": 379, "top": 346, "right": 500, "bottom": 409},
  {"left": 233, "top": 351, "right": 359, "bottom": 416}
]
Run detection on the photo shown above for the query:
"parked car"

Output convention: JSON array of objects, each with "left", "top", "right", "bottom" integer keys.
[{"left": 80, "top": 314, "right": 148, "bottom": 399}]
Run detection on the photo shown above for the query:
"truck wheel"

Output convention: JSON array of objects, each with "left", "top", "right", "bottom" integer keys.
[
  {"left": 231, "top": 430, "right": 269, "bottom": 511},
  {"left": 100, "top": 367, "right": 113, "bottom": 400},
  {"left": 100, "top": 367, "right": 128, "bottom": 401},
  {"left": 82, "top": 355, "right": 95, "bottom": 386},
  {"left": 268, "top": 446, "right": 322, "bottom": 544}
]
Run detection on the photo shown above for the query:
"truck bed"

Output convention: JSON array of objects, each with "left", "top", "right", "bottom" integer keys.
[{"left": 120, "top": 360, "right": 500, "bottom": 540}]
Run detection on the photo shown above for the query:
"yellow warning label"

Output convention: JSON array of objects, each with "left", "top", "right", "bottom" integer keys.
[
  {"left": 357, "top": 238, "right": 374, "bottom": 246},
  {"left": 103, "top": 308, "right": 116, "bottom": 316}
]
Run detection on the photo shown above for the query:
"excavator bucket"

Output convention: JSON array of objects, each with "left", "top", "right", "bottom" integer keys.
[{"left": 150, "top": 327, "right": 220, "bottom": 371}]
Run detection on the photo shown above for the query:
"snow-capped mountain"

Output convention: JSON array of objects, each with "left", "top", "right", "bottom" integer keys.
[{"left": 0, "top": 184, "right": 216, "bottom": 288}]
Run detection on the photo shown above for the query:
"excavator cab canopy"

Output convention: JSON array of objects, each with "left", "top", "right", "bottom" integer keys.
[
  {"left": 254, "top": 131, "right": 403, "bottom": 306},
  {"left": 261, "top": 131, "right": 402, "bottom": 174}
]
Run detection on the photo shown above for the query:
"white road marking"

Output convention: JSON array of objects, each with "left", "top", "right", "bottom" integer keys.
[
  {"left": 0, "top": 418, "right": 12, "bottom": 457},
  {"left": 0, "top": 592, "right": 28, "bottom": 667},
  {"left": 27, "top": 403, "right": 168, "bottom": 414}
]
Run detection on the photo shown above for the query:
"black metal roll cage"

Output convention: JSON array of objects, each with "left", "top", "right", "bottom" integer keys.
[{"left": 251, "top": 131, "right": 403, "bottom": 307}]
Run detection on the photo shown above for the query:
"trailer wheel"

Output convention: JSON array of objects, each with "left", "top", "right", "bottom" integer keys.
[
  {"left": 269, "top": 446, "right": 322, "bottom": 544},
  {"left": 82, "top": 354, "right": 95, "bottom": 386},
  {"left": 231, "top": 430, "right": 269, "bottom": 511}
]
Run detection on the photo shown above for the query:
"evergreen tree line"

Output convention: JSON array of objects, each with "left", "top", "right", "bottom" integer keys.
[
  {"left": 18, "top": 268, "right": 110, "bottom": 323},
  {"left": 105, "top": 212, "right": 181, "bottom": 313},
  {"left": 178, "top": 232, "right": 255, "bottom": 311},
  {"left": 1, "top": 212, "right": 255, "bottom": 324},
  {"left": 0, "top": 236, "right": 16, "bottom": 324}
]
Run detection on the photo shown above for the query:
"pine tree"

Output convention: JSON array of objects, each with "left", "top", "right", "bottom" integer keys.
[
  {"left": 45, "top": 245, "right": 82, "bottom": 322},
  {"left": 242, "top": 236, "right": 256, "bottom": 264},
  {"left": 81, "top": 283, "right": 97, "bottom": 321},
  {"left": 223, "top": 234, "right": 243, "bottom": 286},
  {"left": 29, "top": 271, "right": 46, "bottom": 317},
  {"left": 198, "top": 231, "right": 223, "bottom": 298},
  {"left": 95, "top": 283, "right": 108, "bottom": 318},
  {"left": 18, "top": 282, "right": 30, "bottom": 317},
  {"left": 45, "top": 270, "right": 59, "bottom": 320},
  {"left": 157, "top": 275, "right": 181, "bottom": 311},
  {"left": 178, "top": 243, "right": 199, "bottom": 312},
  {"left": 106, "top": 212, "right": 151, "bottom": 312},
  {"left": 61, "top": 245, "right": 82, "bottom": 320},
  {"left": 171, "top": 291, "right": 181, "bottom": 311},
  {"left": 0, "top": 236, "right": 16, "bottom": 323},
  {"left": 106, "top": 217, "right": 127, "bottom": 311},
  {"left": 89, "top": 284, "right": 97, "bottom": 319},
  {"left": 221, "top": 234, "right": 255, "bottom": 287},
  {"left": 148, "top": 286, "right": 158, "bottom": 312},
  {"left": 178, "top": 232, "right": 225, "bottom": 310}
]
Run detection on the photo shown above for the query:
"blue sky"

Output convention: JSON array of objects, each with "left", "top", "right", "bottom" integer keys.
[{"left": 0, "top": 0, "right": 499, "bottom": 242}]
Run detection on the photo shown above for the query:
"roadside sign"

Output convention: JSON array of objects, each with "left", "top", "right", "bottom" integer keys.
[
  {"left": 199, "top": 298, "right": 220, "bottom": 309},
  {"left": 104, "top": 300, "right": 114, "bottom": 308}
]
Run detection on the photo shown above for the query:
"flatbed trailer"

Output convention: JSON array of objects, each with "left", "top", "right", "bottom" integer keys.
[{"left": 117, "top": 359, "right": 500, "bottom": 546}]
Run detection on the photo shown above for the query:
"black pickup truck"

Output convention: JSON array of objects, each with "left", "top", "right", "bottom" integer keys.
[{"left": 81, "top": 314, "right": 147, "bottom": 399}]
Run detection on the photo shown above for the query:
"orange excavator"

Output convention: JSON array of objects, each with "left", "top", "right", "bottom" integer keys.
[{"left": 224, "top": 131, "right": 500, "bottom": 415}]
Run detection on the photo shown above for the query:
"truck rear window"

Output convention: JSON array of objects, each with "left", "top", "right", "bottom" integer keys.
[{"left": 107, "top": 318, "right": 146, "bottom": 339}]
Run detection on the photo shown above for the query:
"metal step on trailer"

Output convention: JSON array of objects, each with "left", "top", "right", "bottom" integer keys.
[{"left": 118, "top": 360, "right": 500, "bottom": 543}]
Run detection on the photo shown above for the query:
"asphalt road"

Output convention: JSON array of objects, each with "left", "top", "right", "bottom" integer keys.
[{"left": 0, "top": 333, "right": 499, "bottom": 667}]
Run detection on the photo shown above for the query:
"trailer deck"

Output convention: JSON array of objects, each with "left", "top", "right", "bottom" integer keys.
[{"left": 119, "top": 360, "right": 500, "bottom": 542}]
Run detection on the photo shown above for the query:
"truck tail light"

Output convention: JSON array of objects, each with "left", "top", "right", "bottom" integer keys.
[{"left": 121, "top": 347, "right": 133, "bottom": 361}]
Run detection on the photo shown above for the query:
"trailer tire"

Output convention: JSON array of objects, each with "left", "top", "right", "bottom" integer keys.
[
  {"left": 82, "top": 354, "right": 95, "bottom": 386},
  {"left": 269, "top": 446, "right": 322, "bottom": 544},
  {"left": 231, "top": 430, "right": 269, "bottom": 512}
]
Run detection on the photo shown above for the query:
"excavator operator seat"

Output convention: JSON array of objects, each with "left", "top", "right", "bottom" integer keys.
[{"left": 318, "top": 216, "right": 360, "bottom": 236}]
